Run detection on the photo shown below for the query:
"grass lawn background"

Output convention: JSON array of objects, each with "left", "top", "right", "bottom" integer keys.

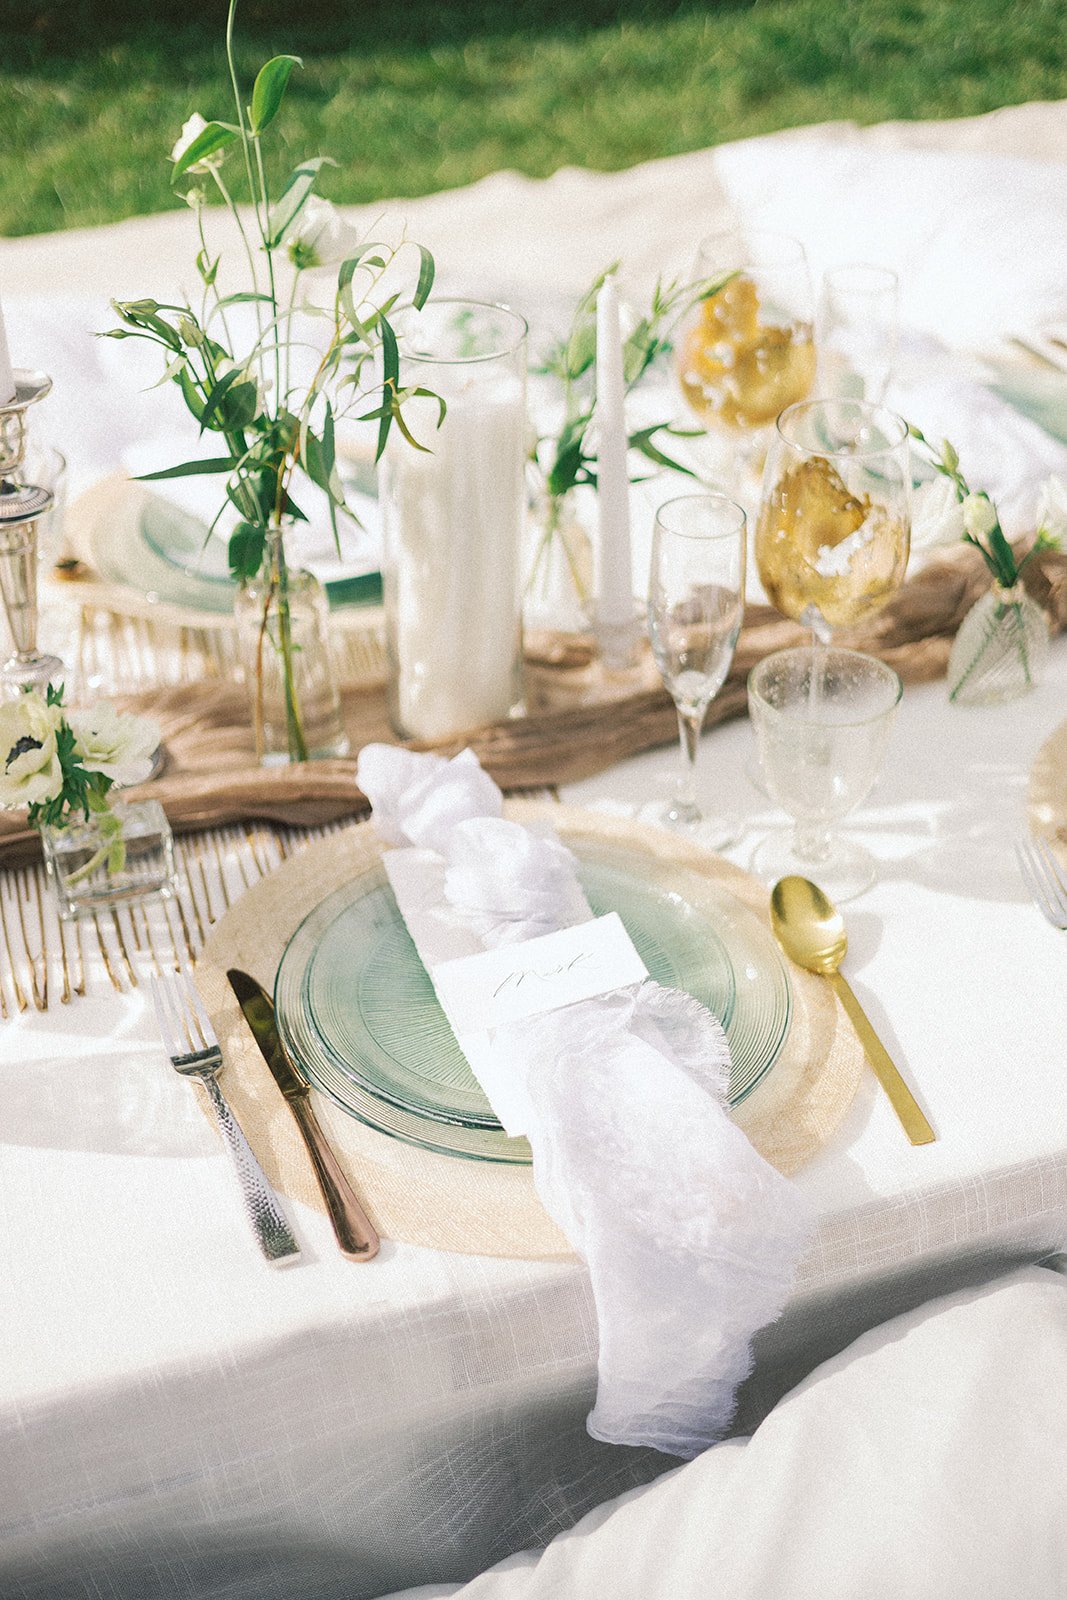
[{"left": 3, "top": 0, "right": 1066, "bottom": 236}]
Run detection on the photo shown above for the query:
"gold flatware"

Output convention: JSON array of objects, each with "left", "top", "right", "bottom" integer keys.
[
  {"left": 770, "top": 875, "right": 935, "bottom": 1146},
  {"left": 226, "top": 967, "right": 380, "bottom": 1262}
]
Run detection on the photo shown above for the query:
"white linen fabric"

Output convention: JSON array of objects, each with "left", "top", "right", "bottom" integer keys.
[
  {"left": 357, "top": 745, "right": 812, "bottom": 1457},
  {"left": 383, "top": 1265, "right": 1067, "bottom": 1600},
  {"left": 891, "top": 358, "right": 1067, "bottom": 536},
  {"left": 713, "top": 139, "right": 1067, "bottom": 348}
]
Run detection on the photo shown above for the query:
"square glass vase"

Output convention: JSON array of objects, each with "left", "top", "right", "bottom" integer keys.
[{"left": 41, "top": 799, "right": 177, "bottom": 920}]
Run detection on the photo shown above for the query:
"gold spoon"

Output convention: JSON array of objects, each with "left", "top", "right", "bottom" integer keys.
[{"left": 770, "top": 876, "right": 935, "bottom": 1146}]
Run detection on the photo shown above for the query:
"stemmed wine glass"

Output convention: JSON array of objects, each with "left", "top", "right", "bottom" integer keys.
[
  {"left": 675, "top": 229, "right": 817, "bottom": 495},
  {"left": 817, "top": 265, "right": 900, "bottom": 405},
  {"left": 754, "top": 398, "right": 911, "bottom": 643},
  {"left": 648, "top": 493, "right": 746, "bottom": 849},
  {"left": 750, "top": 399, "right": 910, "bottom": 893}
]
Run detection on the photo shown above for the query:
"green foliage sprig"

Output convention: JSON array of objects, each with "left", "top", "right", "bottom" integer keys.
[
  {"left": 532, "top": 266, "right": 735, "bottom": 502},
  {"left": 103, "top": 0, "right": 437, "bottom": 589}
]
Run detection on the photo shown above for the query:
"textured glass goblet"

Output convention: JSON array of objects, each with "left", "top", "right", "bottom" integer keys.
[{"left": 748, "top": 646, "right": 902, "bottom": 901}]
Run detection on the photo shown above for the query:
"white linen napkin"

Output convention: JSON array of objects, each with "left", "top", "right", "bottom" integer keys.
[{"left": 357, "top": 745, "right": 812, "bottom": 1458}]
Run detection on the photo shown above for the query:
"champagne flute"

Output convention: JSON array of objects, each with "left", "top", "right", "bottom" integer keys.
[
  {"left": 648, "top": 493, "right": 746, "bottom": 848},
  {"left": 754, "top": 398, "right": 911, "bottom": 642},
  {"left": 818, "top": 264, "right": 899, "bottom": 405},
  {"left": 676, "top": 229, "right": 817, "bottom": 493}
]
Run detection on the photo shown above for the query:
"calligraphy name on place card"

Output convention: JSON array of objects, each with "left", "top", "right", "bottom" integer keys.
[{"left": 431, "top": 912, "right": 649, "bottom": 1034}]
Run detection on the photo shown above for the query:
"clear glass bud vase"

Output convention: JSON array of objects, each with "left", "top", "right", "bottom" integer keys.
[
  {"left": 523, "top": 488, "right": 594, "bottom": 636},
  {"left": 946, "top": 581, "right": 1050, "bottom": 706},
  {"left": 234, "top": 526, "right": 349, "bottom": 765},
  {"left": 42, "top": 799, "right": 177, "bottom": 920}
]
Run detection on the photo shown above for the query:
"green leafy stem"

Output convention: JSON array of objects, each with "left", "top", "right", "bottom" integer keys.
[
  {"left": 532, "top": 265, "right": 736, "bottom": 503},
  {"left": 102, "top": 0, "right": 440, "bottom": 759}
]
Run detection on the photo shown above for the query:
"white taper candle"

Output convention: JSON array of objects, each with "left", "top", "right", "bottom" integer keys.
[{"left": 594, "top": 276, "right": 634, "bottom": 631}]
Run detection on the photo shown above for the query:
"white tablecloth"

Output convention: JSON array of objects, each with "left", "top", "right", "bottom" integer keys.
[
  {"left": 3, "top": 99, "right": 1067, "bottom": 1600},
  {"left": 2, "top": 649, "right": 1066, "bottom": 1600}
]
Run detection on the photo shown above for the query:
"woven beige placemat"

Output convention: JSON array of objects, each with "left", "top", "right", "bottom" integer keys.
[
  {"left": 1029, "top": 718, "right": 1067, "bottom": 860},
  {"left": 197, "top": 802, "right": 865, "bottom": 1259}
]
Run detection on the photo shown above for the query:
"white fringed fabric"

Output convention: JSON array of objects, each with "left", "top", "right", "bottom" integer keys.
[{"left": 358, "top": 745, "right": 812, "bottom": 1457}]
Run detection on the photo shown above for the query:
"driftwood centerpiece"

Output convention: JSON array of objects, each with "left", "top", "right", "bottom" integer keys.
[{"left": 1, "top": 544, "right": 1064, "bottom": 867}]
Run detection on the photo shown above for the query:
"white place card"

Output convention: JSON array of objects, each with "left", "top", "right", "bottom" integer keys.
[{"left": 431, "top": 912, "right": 649, "bottom": 1036}]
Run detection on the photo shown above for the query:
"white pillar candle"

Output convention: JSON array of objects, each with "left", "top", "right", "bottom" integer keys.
[
  {"left": 594, "top": 277, "right": 634, "bottom": 630},
  {"left": 382, "top": 375, "right": 527, "bottom": 742},
  {"left": 0, "top": 297, "right": 16, "bottom": 408}
]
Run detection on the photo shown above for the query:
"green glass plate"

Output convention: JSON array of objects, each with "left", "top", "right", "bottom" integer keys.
[{"left": 274, "top": 837, "right": 793, "bottom": 1165}]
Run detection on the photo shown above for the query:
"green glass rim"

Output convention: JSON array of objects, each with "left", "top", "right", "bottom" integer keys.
[{"left": 273, "top": 837, "right": 793, "bottom": 1164}]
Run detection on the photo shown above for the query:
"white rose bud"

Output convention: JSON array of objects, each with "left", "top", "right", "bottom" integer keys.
[
  {"left": 67, "top": 704, "right": 161, "bottom": 788},
  {"left": 170, "top": 113, "right": 225, "bottom": 176},
  {"left": 1035, "top": 475, "right": 1067, "bottom": 542},
  {"left": 0, "top": 694, "right": 64, "bottom": 809},
  {"left": 283, "top": 197, "right": 362, "bottom": 271},
  {"left": 962, "top": 493, "right": 998, "bottom": 540}
]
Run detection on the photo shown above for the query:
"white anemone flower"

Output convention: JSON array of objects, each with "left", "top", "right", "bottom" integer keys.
[
  {"left": 0, "top": 694, "right": 64, "bottom": 809},
  {"left": 1035, "top": 475, "right": 1067, "bottom": 541},
  {"left": 909, "top": 477, "right": 966, "bottom": 552},
  {"left": 67, "top": 704, "right": 160, "bottom": 789},
  {"left": 170, "top": 113, "right": 226, "bottom": 176},
  {"left": 283, "top": 197, "right": 362, "bottom": 271}
]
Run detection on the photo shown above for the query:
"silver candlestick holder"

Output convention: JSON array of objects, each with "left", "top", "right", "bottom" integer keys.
[
  {"left": 0, "top": 370, "right": 52, "bottom": 484},
  {"left": 0, "top": 482, "right": 61, "bottom": 696},
  {"left": 0, "top": 370, "right": 64, "bottom": 699}
]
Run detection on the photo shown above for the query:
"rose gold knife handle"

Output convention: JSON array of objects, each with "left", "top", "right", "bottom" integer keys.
[{"left": 290, "top": 1095, "right": 380, "bottom": 1260}]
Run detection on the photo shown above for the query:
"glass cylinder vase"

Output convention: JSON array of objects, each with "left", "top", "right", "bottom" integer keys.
[
  {"left": 234, "top": 526, "right": 349, "bottom": 765},
  {"left": 380, "top": 300, "right": 528, "bottom": 742},
  {"left": 946, "top": 581, "right": 1050, "bottom": 706},
  {"left": 42, "top": 799, "right": 177, "bottom": 920}
]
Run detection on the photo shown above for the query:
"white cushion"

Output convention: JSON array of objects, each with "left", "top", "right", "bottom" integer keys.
[
  {"left": 382, "top": 1266, "right": 1067, "bottom": 1600},
  {"left": 712, "top": 139, "right": 1067, "bottom": 346}
]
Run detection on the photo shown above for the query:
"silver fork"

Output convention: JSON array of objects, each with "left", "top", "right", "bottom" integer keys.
[
  {"left": 1016, "top": 837, "right": 1067, "bottom": 933},
  {"left": 151, "top": 969, "right": 301, "bottom": 1264}
]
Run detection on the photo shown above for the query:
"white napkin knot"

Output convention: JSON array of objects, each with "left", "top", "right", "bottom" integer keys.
[{"left": 357, "top": 744, "right": 812, "bottom": 1457}]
